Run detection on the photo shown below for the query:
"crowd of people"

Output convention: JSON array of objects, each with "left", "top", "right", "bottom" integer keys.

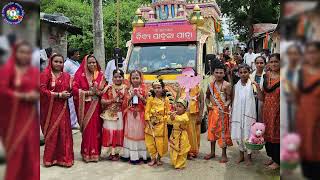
[
  {"left": 205, "top": 48, "right": 280, "bottom": 170},
  {"left": 0, "top": 40, "right": 293, "bottom": 179},
  {"left": 35, "top": 43, "right": 283, "bottom": 172}
]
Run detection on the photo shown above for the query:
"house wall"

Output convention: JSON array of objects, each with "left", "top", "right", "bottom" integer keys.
[{"left": 40, "top": 22, "right": 68, "bottom": 57}]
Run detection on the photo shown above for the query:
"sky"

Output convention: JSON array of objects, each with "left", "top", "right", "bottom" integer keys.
[
  {"left": 222, "top": 16, "right": 236, "bottom": 41},
  {"left": 222, "top": 16, "right": 231, "bottom": 36}
]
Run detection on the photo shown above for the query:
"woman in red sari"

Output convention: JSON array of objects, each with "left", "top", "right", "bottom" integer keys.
[
  {"left": 0, "top": 41, "right": 40, "bottom": 180},
  {"left": 40, "top": 54, "right": 74, "bottom": 167},
  {"left": 73, "top": 55, "right": 105, "bottom": 162}
]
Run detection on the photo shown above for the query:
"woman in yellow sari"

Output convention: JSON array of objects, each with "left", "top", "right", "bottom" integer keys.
[
  {"left": 145, "top": 79, "right": 170, "bottom": 166},
  {"left": 169, "top": 99, "right": 191, "bottom": 169}
]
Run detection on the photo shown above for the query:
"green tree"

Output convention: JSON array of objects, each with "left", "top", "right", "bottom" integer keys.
[
  {"left": 41, "top": 0, "right": 150, "bottom": 60},
  {"left": 216, "top": 0, "right": 280, "bottom": 42}
]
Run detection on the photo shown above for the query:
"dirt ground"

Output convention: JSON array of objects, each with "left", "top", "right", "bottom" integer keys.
[
  {"left": 0, "top": 131, "right": 305, "bottom": 180},
  {"left": 40, "top": 131, "right": 281, "bottom": 180}
]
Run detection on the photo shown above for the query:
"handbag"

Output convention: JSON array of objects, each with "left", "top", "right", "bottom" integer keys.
[{"left": 200, "top": 112, "right": 208, "bottom": 134}]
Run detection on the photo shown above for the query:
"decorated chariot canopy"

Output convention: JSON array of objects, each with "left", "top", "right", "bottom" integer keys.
[
  {"left": 131, "top": 0, "right": 222, "bottom": 46},
  {"left": 133, "top": 0, "right": 221, "bottom": 29},
  {"left": 127, "top": 0, "right": 223, "bottom": 106}
]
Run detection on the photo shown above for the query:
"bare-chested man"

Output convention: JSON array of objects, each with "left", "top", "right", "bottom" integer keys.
[{"left": 205, "top": 63, "right": 233, "bottom": 163}]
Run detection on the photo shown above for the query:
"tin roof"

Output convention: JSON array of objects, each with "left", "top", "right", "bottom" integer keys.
[
  {"left": 40, "top": 13, "right": 82, "bottom": 35},
  {"left": 252, "top": 23, "right": 277, "bottom": 38}
]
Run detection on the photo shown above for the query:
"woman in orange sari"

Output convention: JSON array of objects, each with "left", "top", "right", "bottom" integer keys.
[
  {"left": 255, "top": 53, "right": 280, "bottom": 170},
  {"left": 40, "top": 54, "right": 74, "bottom": 167},
  {"left": 0, "top": 41, "right": 40, "bottom": 180},
  {"left": 296, "top": 42, "right": 320, "bottom": 179},
  {"left": 73, "top": 55, "right": 106, "bottom": 162}
]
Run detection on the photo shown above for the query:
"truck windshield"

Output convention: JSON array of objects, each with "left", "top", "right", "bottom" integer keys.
[{"left": 127, "top": 44, "right": 197, "bottom": 74}]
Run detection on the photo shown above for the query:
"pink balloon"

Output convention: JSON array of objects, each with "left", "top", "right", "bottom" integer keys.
[{"left": 177, "top": 68, "right": 201, "bottom": 100}]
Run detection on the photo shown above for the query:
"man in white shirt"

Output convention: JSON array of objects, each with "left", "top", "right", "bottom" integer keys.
[
  {"left": 40, "top": 48, "right": 53, "bottom": 72},
  {"left": 32, "top": 47, "right": 40, "bottom": 69},
  {"left": 0, "top": 34, "right": 16, "bottom": 64},
  {"left": 105, "top": 57, "right": 126, "bottom": 85},
  {"left": 64, "top": 49, "right": 81, "bottom": 76},
  {"left": 64, "top": 49, "right": 81, "bottom": 129},
  {"left": 244, "top": 47, "right": 257, "bottom": 70},
  {"left": 105, "top": 47, "right": 127, "bottom": 84}
]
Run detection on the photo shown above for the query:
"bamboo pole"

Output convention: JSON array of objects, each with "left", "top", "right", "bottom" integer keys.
[{"left": 116, "top": 0, "right": 120, "bottom": 48}]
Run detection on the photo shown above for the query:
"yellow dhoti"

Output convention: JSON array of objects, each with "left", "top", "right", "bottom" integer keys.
[
  {"left": 145, "top": 122, "right": 168, "bottom": 159},
  {"left": 169, "top": 113, "right": 191, "bottom": 169},
  {"left": 179, "top": 86, "right": 202, "bottom": 157},
  {"left": 144, "top": 97, "right": 170, "bottom": 160},
  {"left": 186, "top": 113, "right": 200, "bottom": 156}
]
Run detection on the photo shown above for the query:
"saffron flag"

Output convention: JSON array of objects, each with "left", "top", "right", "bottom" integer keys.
[{"left": 263, "top": 32, "right": 269, "bottom": 49}]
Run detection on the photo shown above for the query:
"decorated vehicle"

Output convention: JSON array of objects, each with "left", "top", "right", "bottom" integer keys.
[{"left": 125, "top": 0, "right": 222, "bottom": 120}]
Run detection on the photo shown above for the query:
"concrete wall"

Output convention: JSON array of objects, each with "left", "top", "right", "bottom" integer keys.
[
  {"left": 40, "top": 22, "right": 68, "bottom": 57},
  {"left": 271, "top": 31, "right": 280, "bottom": 53}
]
